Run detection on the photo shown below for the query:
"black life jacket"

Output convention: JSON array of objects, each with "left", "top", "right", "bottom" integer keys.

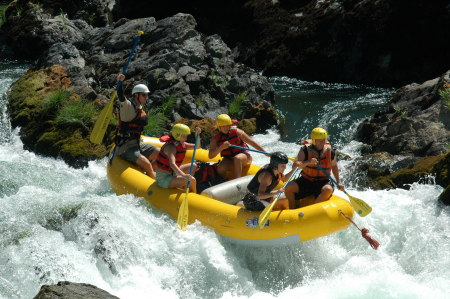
[
  {"left": 247, "top": 166, "right": 280, "bottom": 195},
  {"left": 115, "top": 101, "right": 148, "bottom": 146}
]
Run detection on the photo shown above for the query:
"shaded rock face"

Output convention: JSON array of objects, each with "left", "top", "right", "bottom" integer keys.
[
  {"left": 34, "top": 281, "right": 118, "bottom": 299},
  {"left": 3, "top": 3, "right": 277, "bottom": 167},
  {"left": 112, "top": 0, "right": 450, "bottom": 87},
  {"left": 355, "top": 71, "right": 450, "bottom": 157}
]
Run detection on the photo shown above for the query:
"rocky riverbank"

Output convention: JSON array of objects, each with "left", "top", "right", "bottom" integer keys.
[
  {"left": 352, "top": 70, "right": 450, "bottom": 204},
  {"left": 0, "top": 0, "right": 448, "bottom": 201},
  {"left": 2, "top": 2, "right": 278, "bottom": 167}
]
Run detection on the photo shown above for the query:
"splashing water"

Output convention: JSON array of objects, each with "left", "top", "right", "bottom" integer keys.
[{"left": 0, "top": 61, "right": 448, "bottom": 299}]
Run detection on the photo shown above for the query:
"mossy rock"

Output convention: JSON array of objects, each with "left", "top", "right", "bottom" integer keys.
[
  {"left": 371, "top": 154, "right": 446, "bottom": 190},
  {"left": 433, "top": 151, "right": 450, "bottom": 187},
  {"left": 438, "top": 185, "right": 450, "bottom": 205}
]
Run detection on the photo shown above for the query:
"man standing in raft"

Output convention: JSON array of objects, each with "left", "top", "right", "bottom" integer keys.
[
  {"left": 243, "top": 152, "right": 297, "bottom": 211},
  {"left": 156, "top": 124, "right": 201, "bottom": 193},
  {"left": 209, "top": 114, "right": 267, "bottom": 179},
  {"left": 115, "top": 74, "right": 159, "bottom": 178},
  {"left": 285, "top": 127, "right": 344, "bottom": 208}
]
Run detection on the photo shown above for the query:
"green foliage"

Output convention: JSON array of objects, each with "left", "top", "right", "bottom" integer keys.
[
  {"left": 393, "top": 105, "right": 409, "bottom": 119},
  {"left": 86, "top": 13, "right": 96, "bottom": 25},
  {"left": 59, "top": 9, "right": 68, "bottom": 33},
  {"left": 32, "top": 2, "right": 41, "bottom": 10},
  {"left": 439, "top": 88, "right": 450, "bottom": 110},
  {"left": 209, "top": 70, "right": 228, "bottom": 87},
  {"left": 194, "top": 97, "right": 206, "bottom": 107},
  {"left": 228, "top": 91, "right": 248, "bottom": 118},
  {"left": 143, "top": 94, "right": 177, "bottom": 136},
  {"left": 56, "top": 99, "right": 96, "bottom": 129},
  {"left": 41, "top": 89, "right": 70, "bottom": 114},
  {"left": 0, "top": 3, "right": 7, "bottom": 26}
]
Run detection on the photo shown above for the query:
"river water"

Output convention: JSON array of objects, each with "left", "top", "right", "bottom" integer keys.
[{"left": 0, "top": 60, "right": 449, "bottom": 299}]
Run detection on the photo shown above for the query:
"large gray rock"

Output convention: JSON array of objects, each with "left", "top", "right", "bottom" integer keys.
[
  {"left": 356, "top": 70, "right": 450, "bottom": 157},
  {"left": 34, "top": 281, "right": 118, "bottom": 299}
]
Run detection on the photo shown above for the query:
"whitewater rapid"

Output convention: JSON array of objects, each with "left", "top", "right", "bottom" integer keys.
[{"left": 1, "top": 61, "right": 449, "bottom": 299}]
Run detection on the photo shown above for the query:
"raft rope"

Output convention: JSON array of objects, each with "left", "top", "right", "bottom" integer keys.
[{"left": 338, "top": 209, "right": 380, "bottom": 250}]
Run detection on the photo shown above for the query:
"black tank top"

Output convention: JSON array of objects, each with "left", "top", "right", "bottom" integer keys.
[{"left": 247, "top": 166, "right": 279, "bottom": 194}]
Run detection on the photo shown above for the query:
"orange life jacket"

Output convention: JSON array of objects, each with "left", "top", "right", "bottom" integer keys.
[
  {"left": 301, "top": 145, "right": 334, "bottom": 182},
  {"left": 214, "top": 128, "right": 248, "bottom": 158},
  {"left": 156, "top": 135, "right": 186, "bottom": 172}
]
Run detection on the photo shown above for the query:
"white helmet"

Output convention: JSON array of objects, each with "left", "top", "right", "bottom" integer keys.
[{"left": 132, "top": 84, "right": 150, "bottom": 95}]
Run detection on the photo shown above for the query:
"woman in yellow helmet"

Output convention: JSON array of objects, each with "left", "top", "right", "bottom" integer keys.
[
  {"left": 155, "top": 124, "right": 202, "bottom": 193},
  {"left": 209, "top": 114, "right": 266, "bottom": 179},
  {"left": 285, "top": 127, "right": 344, "bottom": 208}
]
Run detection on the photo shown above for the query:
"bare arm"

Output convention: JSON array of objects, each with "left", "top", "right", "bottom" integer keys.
[
  {"left": 165, "top": 144, "right": 186, "bottom": 176},
  {"left": 208, "top": 138, "right": 228, "bottom": 159},
  {"left": 281, "top": 164, "right": 299, "bottom": 182},
  {"left": 331, "top": 155, "right": 344, "bottom": 190},
  {"left": 256, "top": 171, "right": 280, "bottom": 200},
  {"left": 186, "top": 127, "right": 202, "bottom": 150}
]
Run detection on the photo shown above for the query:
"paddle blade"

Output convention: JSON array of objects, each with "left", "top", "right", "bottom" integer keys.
[
  {"left": 347, "top": 193, "right": 372, "bottom": 217},
  {"left": 258, "top": 200, "right": 276, "bottom": 229},
  {"left": 89, "top": 92, "right": 117, "bottom": 144},
  {"left": 177, "top": 191, "right": 189, "bottom": 230}
]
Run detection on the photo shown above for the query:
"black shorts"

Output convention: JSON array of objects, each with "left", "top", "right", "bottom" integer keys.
[
  {"left": 243, "top": 193, "right": 269, "bottom": 211},
  {"left": 294, "top": 176, "right": 333, "bottom": 201}
]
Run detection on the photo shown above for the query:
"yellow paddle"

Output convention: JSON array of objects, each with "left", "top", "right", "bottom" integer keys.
[
  {"left": 316, "top": 164, "right": 372, "bottom": 217},
  {"left": 177, "top": 134, "right": 199, "bottom": 230},
  {"left": 89, "top": 30, "right": 144, "bottom": 144},
  {"left": 258, "top": 167, "right": 300, "bottom": 229}
]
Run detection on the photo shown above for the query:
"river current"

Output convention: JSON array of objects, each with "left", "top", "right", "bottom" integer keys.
[{"left": 0, "top": 60, "right": 448, "bottom": 299}]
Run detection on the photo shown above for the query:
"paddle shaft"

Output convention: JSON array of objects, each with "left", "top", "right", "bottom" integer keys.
[
  {"left": 115, "top": 31, "right": 143, "bottom": 91},
  {"left": 258, "top": 167, "right": 299, "bottom": 229},
  {"left": 90, "top": 31, "right": 143, "bottom": 144},
  {"left": 229, "top": 145, "right": 295, "bottom": 161},
  {"left": 186, "top": 134, "right": 199, "bottom": 189},
  {"left": 177, "top": 134, "right": 199, "bottom": 230},
  {"left": 315, "top": 164, "right": 342, "bottom": 188}
]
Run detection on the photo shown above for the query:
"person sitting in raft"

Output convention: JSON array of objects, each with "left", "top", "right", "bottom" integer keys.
[
  {"left": 115, "top": 74, "right": 159, "bottom": 178},
  {"left": 208, "top": 114, "right": 267, "bottom": 180},
  {"left": 156, "top": 124, "right": 201, "bottom": 193},
  {"left": 285, "top": 127, "right": 344, "bottom": 209},
  {"left": 243, "top": 152, "right": 297, "bottom": 211}
]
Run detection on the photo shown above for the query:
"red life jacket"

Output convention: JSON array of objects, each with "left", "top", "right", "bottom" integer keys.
[
  {"left": 301, "top": 145, "right": 334, "bottom": 182},
  {"left": 214, "top": 128, "right": 248, "bottom": 158},
  {"left": 156, "top": 135, "right": 186, "bottom": 172},
  {"left": 115, "top": 104, "right": 148, "bottom": 145}
]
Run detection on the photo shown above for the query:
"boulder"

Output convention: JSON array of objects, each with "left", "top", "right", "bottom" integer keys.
[
  {"left": 33, "top": 281, "right": 118, "bottom": 299},
  {"left": 355, "top": 70, "right": 450, "bottom": 157}
]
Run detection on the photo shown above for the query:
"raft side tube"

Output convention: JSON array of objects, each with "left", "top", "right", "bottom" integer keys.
[{"left": 201, "top": 175, "right": 254, "bottom": 204}]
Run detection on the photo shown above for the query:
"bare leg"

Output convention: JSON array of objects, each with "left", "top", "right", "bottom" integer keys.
[
  {"left": 271, "top": 195, "right": 290, "bottom": 210},
  {"left": 217, "top": 158, "right": 232, "bottom": 179},
  {"left": 136, "top": 155, "right": 155, "bottom": 179},
  {"left": 232, "top": 153, "right": 250, "bottom": 179},
  {"left": 285, "top": 181, "right": 299, "bottom": 209},
  {"left": 168, "top": 175, "right": 196, "bottom": 193},
  {"left": 315, "top": 184, "right": 334, "bottom": 203}
]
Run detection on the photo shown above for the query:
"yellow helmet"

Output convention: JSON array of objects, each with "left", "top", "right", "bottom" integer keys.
[
  {"left": 216, "top": 114, "right": 232, "bottom": 126},
  {"left": 171, "top": 124, "right": 191, "bottom": 141},
  {"left": 311, "top": 127, "right": 328, "bottom": 145}
]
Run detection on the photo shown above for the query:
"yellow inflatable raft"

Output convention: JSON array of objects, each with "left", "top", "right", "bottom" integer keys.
[{"left": 107, "top": 136, "right": 354, "bottom": 246}]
